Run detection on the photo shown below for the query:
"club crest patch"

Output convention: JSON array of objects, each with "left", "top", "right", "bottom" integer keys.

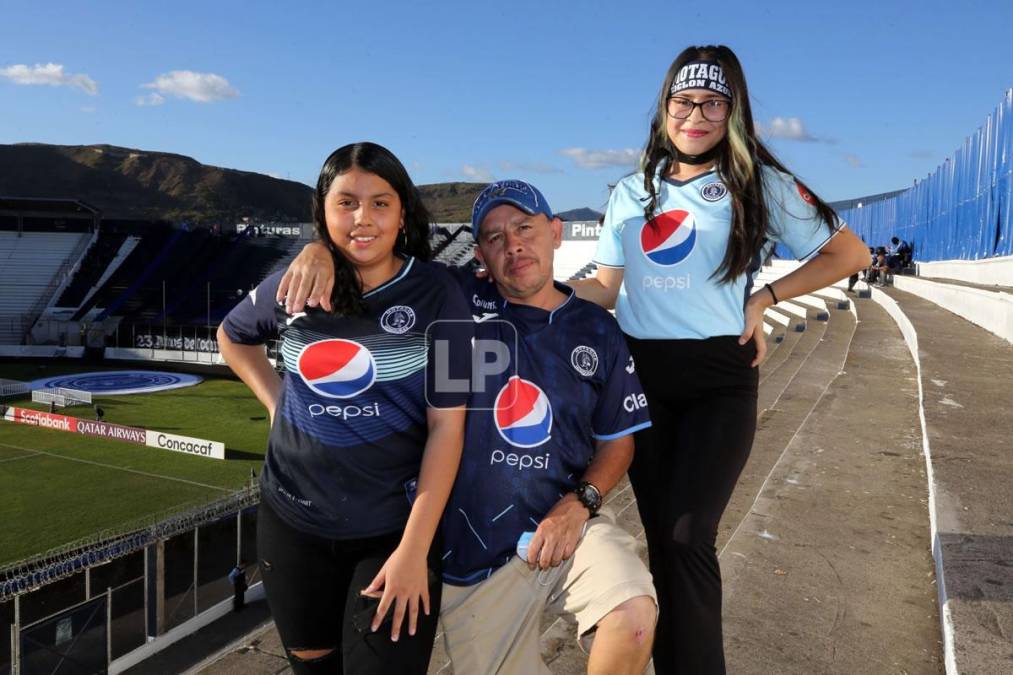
[
  {"left": 701, "top": 182, "right": 727, "bottom": 202},
  {"left": 380, "top": 305, "right": 416, "bottom": 334},
  {"left": 571, "top": 346, "right": 599, "bottom": 377}
]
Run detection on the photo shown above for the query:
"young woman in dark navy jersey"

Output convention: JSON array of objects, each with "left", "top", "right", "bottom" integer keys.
[
  {"left": 569, "top": 46, "right": 869, "bottom": 674},
  {"left": 218, "top": 142, "right": 471, "bottom": 674}
]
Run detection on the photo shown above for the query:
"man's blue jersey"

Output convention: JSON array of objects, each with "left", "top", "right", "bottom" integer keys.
[
  {"left": 221, "top": 257, "right": 472, "bottom": 540},
  {"left": 594, "top": 166, "right": 843, "bottom": 339},
  {"left": 441, "top": 271, "right": 651, "bottom": 585}
]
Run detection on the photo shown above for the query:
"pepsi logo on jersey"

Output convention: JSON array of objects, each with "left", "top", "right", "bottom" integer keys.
[
  {"left": 297, "top": 339, "right": 377, "bottom": 399},
  {"left": 489, "top": 449, "right": 551, "bottom": 471},
  {"left": 640, "top": 210, "right": 696, "bottom": 266},
  {"left": 494, "top": 376, "right": 552, "bottom": 448}
]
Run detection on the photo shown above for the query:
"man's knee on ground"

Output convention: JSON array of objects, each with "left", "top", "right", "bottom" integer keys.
[{"left": 596, "top": 595, "right": 657, "bottom": 646}]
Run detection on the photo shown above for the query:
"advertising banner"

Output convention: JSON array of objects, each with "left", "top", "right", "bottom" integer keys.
[
  {"left": 6, "top": 406, "right": 78, "bottom": 432},
  {"left": 75, "top": 419, "right": 147, "bottom": 444},
  {"left": 2, "top": 406, "right": 225, "bottom": 459},
  {"left": 144, "top": 430, "right": 226, "bottom": 460}
]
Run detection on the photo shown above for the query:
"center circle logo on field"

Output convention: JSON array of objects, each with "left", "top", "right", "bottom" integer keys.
[
  {"left": 640, "top": 209, "right": 696, "bottom": 266},
  {"left": 380, "top": 305, "right": 416, "bottom": 334},
  {"left": 570, "top": 346, "right": 598, "bottom": 377},
  {"left": 493, "top": 376, "right": 553, "bottom": 448},
  {"left": 700, "top": 181, "right": 727, "bottom": 202},
  {"left": 296, "top": 339, "right": 376, "bottom": 399},
  {"left": 29, "top": 370, "right": 202, "bottom": 396}
]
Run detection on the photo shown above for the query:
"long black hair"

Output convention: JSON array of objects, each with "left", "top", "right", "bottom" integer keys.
[
  {"left": 312, "top": 142, "right": 432, "bottom": 315},
  {"left": 641, "top": 45, "right": 839, "bottom": 283}
]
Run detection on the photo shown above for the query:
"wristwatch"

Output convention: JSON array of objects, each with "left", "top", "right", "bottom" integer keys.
[{"left": 575, "top": 481, "right": 602, "bottom": 517}]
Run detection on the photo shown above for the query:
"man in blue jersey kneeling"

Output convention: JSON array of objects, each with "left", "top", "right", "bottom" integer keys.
[{"left": 437, "top": 180, "right": 657, "bottom": 674}]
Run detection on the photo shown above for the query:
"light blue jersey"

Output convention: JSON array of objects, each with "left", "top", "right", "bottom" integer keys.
[{"left": 594, "top": 166, "right": 842, "bottom": 339}]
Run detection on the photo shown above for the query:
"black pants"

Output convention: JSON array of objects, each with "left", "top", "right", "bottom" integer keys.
[
  {"left": 625, "top": 335, "right": 758, "bottom": 675},
  {"left": 257, "top": 499, "right": 442, "bottom": 675}
]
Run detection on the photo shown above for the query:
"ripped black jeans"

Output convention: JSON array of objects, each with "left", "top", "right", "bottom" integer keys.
[
  {"left": 257, "top": 499, "right": 442, "bottom": 675},
  {"left": 625, "top": 335, "right": 758, "bottom": 675}
]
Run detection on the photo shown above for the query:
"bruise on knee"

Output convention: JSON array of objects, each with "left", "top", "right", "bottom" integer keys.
[{"left": 597, "top": 595, "right": 657, "bottom": 645}]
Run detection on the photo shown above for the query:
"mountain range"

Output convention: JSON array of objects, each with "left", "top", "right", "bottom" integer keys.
[{"left": 0, "top": 144, "right": 598, "bottom": 224}]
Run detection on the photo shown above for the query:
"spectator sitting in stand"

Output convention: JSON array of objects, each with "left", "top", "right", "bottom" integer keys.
[
  {"left": 887, "top": 236, "right": 912, "bottom": 272},
  {"left": 869, "top": 247, "right": 890, "bottom": 286}
]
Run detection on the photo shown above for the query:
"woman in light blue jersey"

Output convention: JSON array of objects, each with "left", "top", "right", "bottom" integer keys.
[{"left": 569, "top": 45, "right": 869, "bottom": 675}]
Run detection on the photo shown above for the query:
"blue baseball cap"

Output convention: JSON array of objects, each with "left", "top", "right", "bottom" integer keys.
[{"left": 471, "top": 179, "right": 553, "bottom": 233}]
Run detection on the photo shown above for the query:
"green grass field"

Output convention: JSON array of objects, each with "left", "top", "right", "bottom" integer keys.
[{"left": 0, "top": 361, "right": 270, "bottom": 566}]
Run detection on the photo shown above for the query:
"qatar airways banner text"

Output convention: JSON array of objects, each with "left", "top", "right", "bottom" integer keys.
[
  {"left": 76, "top": 419, "right": 147, "bottom": 444},
  {"left": 145, "top": 431, "right": 225, "bottom": 460}
]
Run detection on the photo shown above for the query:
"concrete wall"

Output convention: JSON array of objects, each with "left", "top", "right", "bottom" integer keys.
[
  {"left": 916, "top": 255, "right": 1013, "bottom": 287},
  {"left": 892, "top": 276, "right": 1013, "bottom": 344}
]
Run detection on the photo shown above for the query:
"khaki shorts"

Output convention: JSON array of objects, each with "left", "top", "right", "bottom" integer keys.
[{"left": 439, "top": 509, "right": 657, "bottom": 675}]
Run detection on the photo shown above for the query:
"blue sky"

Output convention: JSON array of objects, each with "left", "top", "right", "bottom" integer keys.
[{"left": 2, "top": 0, "right": 1011, "bottom": 214}]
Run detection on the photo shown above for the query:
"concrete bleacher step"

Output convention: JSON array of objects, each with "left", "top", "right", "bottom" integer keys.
[
  {"left": 755, "top": 308, "right": 830, "bottom": 415},
  {"left": 812, "top": 287, "right": 852, "bottom": 311},
  {"left": 880, "top": 287, "right": 1013, "bottom": 673},
  {"left": 719, "top": 297, "right": 942, "bottom": 673},
  {"left": 759, "top": 318, "right": 805, "bottom": 379},
  {"left": 776, "top": 301, "right": 809, "bottom": 332},
  {"left": 790, "top": 294, "right": 831, "bottom": 321}
]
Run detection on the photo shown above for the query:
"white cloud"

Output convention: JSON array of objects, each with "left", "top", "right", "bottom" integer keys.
[
  {"left": 80, "top": 105, "right": 97, "bottom": 114},
  {"left": 756, "top": 117, "right": 834, "bottom": 144},
  {"left": 140, "top": 70, "right": 238, "bottom": 103},
  {"left": 134, "top": 93, "right": 165, "bottom": 107},
  {"left": 461, "top": 164, "right": 494, "bottom": 182},
  {"left": 559, "top": 147, "right": 639, "bottom": 169},
  {"left": 0, "top": 63, "right": 98, "bottom": 95}
]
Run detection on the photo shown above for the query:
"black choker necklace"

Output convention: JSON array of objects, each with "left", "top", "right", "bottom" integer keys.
[{"left": 677, "top": 145, "right": 720, "bottom": 166}]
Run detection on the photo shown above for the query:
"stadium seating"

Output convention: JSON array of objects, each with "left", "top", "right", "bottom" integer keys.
[
  {"left": 54, "top": 230, "right": 131, "bottom": 308},
  {"left": 553, "top": 241, "right": 599, "bottom": 281},
  {"left": 0, "top": 231, "right": 89, "bottom": 344}
]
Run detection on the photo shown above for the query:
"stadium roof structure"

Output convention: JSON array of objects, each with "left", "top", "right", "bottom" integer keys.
[
  {"left": 0, "top": 196, "right": 102, "bottom": 218},
  {"left": 828, "top": 188, "right": 907, "bottom": 213}
]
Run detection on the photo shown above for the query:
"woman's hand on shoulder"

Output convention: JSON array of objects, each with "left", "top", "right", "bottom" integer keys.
[{"left": 276, "top": 241, "right": 335, "bottom": 314}]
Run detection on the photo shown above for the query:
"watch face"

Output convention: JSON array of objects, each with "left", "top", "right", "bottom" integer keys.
[{"left": 579, "top": 483, "right": 601, "bottom": 511}]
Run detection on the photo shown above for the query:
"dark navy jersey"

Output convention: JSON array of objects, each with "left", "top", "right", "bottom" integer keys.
[
  {"left": 221, "top": 257, "right": 472, "bottom": 539},
  {"left": 440, "top": 270, "right": 651, "bottom": 585}
]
